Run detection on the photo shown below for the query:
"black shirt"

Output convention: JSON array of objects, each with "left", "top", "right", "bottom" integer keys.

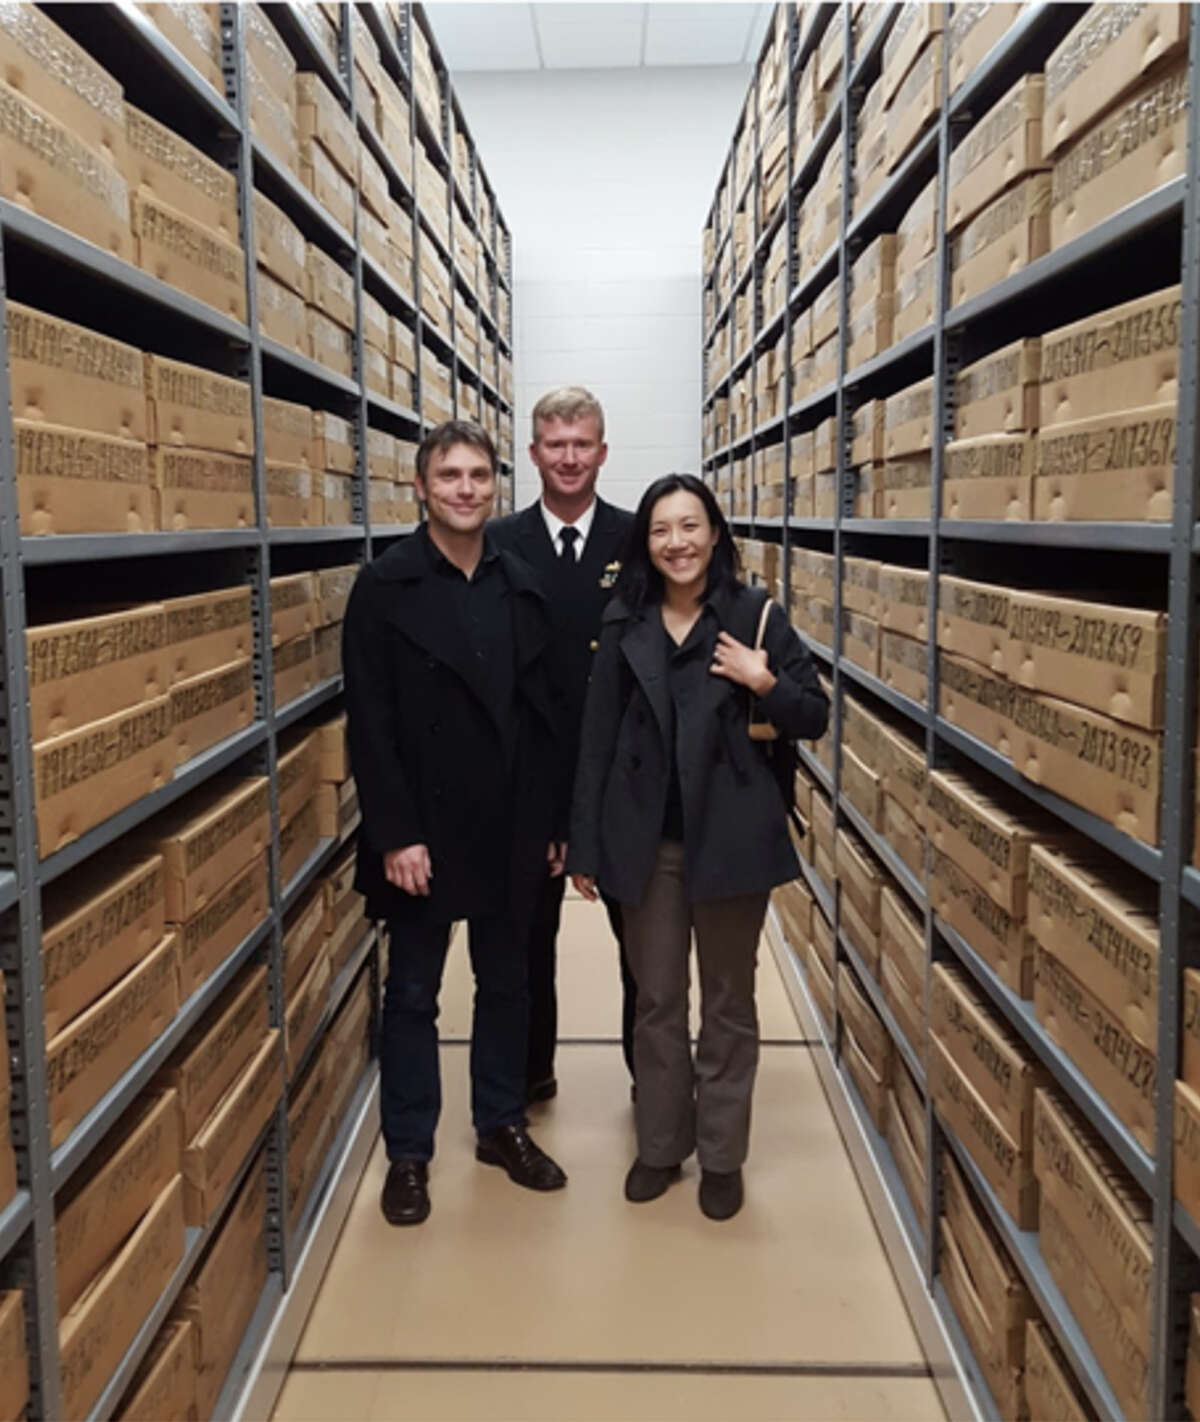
[
  {"left": 660, "top": 609, "right": 715, "bottom": 842},
  {"left": 425, "top": 527, "right": 517, "bottom": 764}
]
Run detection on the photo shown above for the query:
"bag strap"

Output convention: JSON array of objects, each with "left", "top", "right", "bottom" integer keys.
[{"left": 753, "top": 593, "right": 772, "bottom": 653}]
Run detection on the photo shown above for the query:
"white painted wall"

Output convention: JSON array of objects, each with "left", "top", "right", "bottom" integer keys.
[{"left": 452, "top": 64, "right": 751, "bottom": 514}]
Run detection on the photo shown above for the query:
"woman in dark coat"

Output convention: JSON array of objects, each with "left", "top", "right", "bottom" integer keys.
[{"left": 568, "top": 474, "right": 828, "bottom": 1220}]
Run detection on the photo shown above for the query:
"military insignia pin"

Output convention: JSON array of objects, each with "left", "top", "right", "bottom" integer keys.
[{"left": 600, "top": 561, "right": 620, "bottom": 589}]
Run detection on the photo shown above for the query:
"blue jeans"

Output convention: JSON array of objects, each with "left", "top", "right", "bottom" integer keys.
[{"left": 381, "top": 913, "right": 529, "bottom": 1162}]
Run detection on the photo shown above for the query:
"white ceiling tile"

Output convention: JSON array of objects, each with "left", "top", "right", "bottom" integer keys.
[
  {"left": 533, "top": 3, "right": 645, "bottom": 68},
  {"left": 644, "top": 20, "right": 755, "bottom": 65},
  {"left": 426, "top": 3, "right": 541, "bottom": 72}
]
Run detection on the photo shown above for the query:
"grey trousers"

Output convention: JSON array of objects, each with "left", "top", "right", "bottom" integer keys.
[{"left": 622, "top": 841, "right": 769, "bottom": 1173}]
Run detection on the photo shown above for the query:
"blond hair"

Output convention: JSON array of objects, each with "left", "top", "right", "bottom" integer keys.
[{"left": 531, "top": 386, "right": 606, "bottom": 442}]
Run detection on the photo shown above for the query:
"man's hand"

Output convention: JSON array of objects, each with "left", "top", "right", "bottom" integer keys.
[
  {"left": 548, "top": 842, "right": 567, "bottom": 878},
  {"left": 385, "top": 844, "right": 432, "bottom": 896},
  {"left": 571, "top": 873, "right": 598, "bottom": 902},
  {"left": 710, "top": 631, "right": 776, "bottom": 697}
]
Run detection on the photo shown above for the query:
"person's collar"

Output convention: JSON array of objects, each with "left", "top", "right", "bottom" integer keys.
[
  {"left": 540, "top": 498, "right": 596, "bottom": 551},
  {"left": 421, "top": 522, "right": 497, "bottom": 575}
]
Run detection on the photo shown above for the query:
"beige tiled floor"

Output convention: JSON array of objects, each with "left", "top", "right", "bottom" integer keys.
[{"left": 272, "top": 901, "right": 943, "bottom": 1422}]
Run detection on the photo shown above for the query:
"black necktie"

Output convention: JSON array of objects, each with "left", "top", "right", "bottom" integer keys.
[{"left": 559, "top": 527, "right": 580, "bottom": 563}]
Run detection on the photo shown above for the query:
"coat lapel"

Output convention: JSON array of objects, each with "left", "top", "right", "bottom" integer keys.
[{"left": 619, "top": 609, "right": 671, "bottom": 743}]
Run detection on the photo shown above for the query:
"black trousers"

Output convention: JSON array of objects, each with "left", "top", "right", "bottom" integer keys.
[
  {"left": 381, "top": 912, "right": 527, "bottom": 1162},
  {"left": 527, "top": 872, "right": 636, "bottom": 1085}
]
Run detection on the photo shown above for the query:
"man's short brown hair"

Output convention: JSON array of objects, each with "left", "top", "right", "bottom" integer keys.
[
  {"left": 531, "top": 387, "right": 606, "bottom": 442},
  {"left": 416, "top": 419, "right": 496, "bottom": 482}
]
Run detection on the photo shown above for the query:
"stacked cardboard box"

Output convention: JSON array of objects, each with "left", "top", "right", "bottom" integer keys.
[
  {"left": 1035, "top": 284, "right": 1179, "bottom": 523},
  {"left": 173, "top": 1148, "right": 269, "bottom": 1419},
  {"left": 57, "top": 1115, "right": 186, "bottom": 1419},
  {"left": 126, "top": 103, "right": 246, "bottom": 323},
  {"left": 937, "top": 1149, "right": 1034, "bottom": 1419},
  {"left": 886, "top": 1055, "right": 926, "bottom": 1229},
  {"left": 422, "top": 344, "right": 453, "bottom": 425},
  {"left": 246, "top": 4, "right": 300, "bottom": 179},
  {"left": 854, "top": 74, "right": 888, "bottom": 217},
  {"left": 141, "top": 2, "right": 224, "bottom": 98},
  {"left": 0, "top": 975, "right": 12, "bottom": 1211},
  {"left": 310, "top": 410, "right": 353, "bottom": 527},
  {"left": 1045, "top": 5, "right": 1189, "bottom": 252},
  {"left": 0, "top": 6, "right": 132, "bottom": 261},
  {"left": 839, "top": 959, "right": 893, "bottom": 1132},
  {"left": 946, "top": 3, "right": 1022, "bottom": 96},
  {"left": 0, "top": 1287, "right": 28, "bottom": 1421},
  {"left": 1036, "top": 1085, "right": 1153, "bottom": 1418},
  {"left": 847, "top": 237, "right": 895, "bottom": 375},
  {"left": 882, "top": 5, "right": 943, "bottom": 174}
]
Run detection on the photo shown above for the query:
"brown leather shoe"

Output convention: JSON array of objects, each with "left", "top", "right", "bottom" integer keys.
[
  {"left": 381, "top": 1160, "right": 430, "bottom": 1225},
  {"left": 476, "top": 1124, "right": 567, "bottom": 1190}
]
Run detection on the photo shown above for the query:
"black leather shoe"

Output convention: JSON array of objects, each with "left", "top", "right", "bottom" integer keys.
[
  {"left": 476, "top": 1124, "right": 567, "bottom": 1190},
  {"left": 381, "top": 1160, "right": 430, "bottom": 1225},
  {"left": 625, "top": 1158, "right": 680, "bottom": 1203},
  {"left": 526, "top": 1076, "right": 558, "bottom": 1105},
  {"left": 699, "top": 1168, "right": 743, "bottom": 1220}
]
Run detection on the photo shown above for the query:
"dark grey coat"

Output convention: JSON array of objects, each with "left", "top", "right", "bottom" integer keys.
[{"left": 568, "top": 582, "right": 828, "bottom": 906}]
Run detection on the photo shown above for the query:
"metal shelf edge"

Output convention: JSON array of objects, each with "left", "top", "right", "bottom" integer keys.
[
  {"left": 838, "top": 795, "right": 927, "bottom": 912},
  {"left": 941, "top": 520, "right": 1172, "bottom": 552},
  {"left": 287, "top": 928, "right": 376, "bottom": 1089},
  {"left": 0, "top": 870, "right": 19, "bottom": 916},
  {"left": 22, "top": 530, "right": 263, "bottom": 565},
  {"left": 839, "top": 658, "right": 930, "bottom": 729},
  {"left": 274, "top": 676, "right": 344, "bottom": 732},
  {"left": 838, "top": 929, "right": 927, "bottom": 1091},
  {"left": 260, "top": 338, "right": 361, "bottom": 397},
  {"left": 0, "top": 1190, "right": 30, "bottom": 1262},
  {"left": 267, "top": 526, "right": 366, "bottom": 545}
]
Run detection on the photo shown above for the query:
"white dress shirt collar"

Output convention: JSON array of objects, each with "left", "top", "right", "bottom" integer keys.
[{"left": 540, "top": 499, "right": 596, "bottom": 561}]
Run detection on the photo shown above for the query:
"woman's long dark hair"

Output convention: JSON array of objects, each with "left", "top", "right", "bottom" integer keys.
[{"left": 614, "top": 473, "right": 741, "bottom": 610}]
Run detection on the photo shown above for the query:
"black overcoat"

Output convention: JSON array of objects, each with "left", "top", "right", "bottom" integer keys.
[
  {"left": 490, "top": 497, "right": 633, "bottom": 800},
  {"left": 342, "top": 530, "right": 567, "bottom": 930},
  {"left": 568, "top": 582, "right": 829, "bottom": 907}
]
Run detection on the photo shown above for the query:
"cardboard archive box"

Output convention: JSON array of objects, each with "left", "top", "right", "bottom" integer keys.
[
  {"left": 286, "top": 948, "right": 330, "bottom": 1077},
  {"left": 843, "top": 1014, "right": 890, "bottom": 1133},
  {"left": 296, "top": 72, "right": 356, "bottom": 180},
  {"left": 773, "top": 877, "right": 812, "bottom": 953},
  {"left": 131, "top": 193, "right": 246, "bottom": 323},
  {"left": 55, "top": 1088, "right": 181, "bottom": 1320},
  {"left": 284, "top": 884, "right": 327, "bottom": 1001},
  {"left": 257, "top": 267, "right": 309, "bottom": 356},
  {"left": 946, "top": 3, "right": 1022, "bottom": 95},
  {"left": 1005, "top": 590, "right": 1165, "bottom": 729},
  {"left": 1051, "top": 59, "right": 1188, "bottom": 251},
  {"left": 1007, "top": 686, "right": 1161, "bottom": 845},
  {"left": 317, "top": 774, "right": 359, "bottom": 839},
  {"left": 176, "top": 1149, "right": 268, "bottom": 1419},
  {"left": 835, "top": 828, "right": 884, "bottom": 937},
  {"left": 926, "top": 770, "right": 1040, "bottom": 917},
  {"left": 270, "top": 573, "right": 318, "bottom": 648},
  {"left": 280, "top": 795, "right": 321, "bottom": 887},
  {"left": 181, "top": 1029, "right": 280, "bottom": 1227},
  {"left": 1039, "top": 1190, "right": 1149, "bottom": 1419},
  {"left": 931, "top": 963, "right": 1039, "bottom": 1149},
  {"left": 274, "top": 631, "right": 318, "bottom": 709},
  {"left": 124, "top": 100, "right": 237, "bottom": 240},
  {"left": 8, "top": 304, "right": 146, "bottom": 443},
  {"left": 941, "top": 433, "right": 1035, "bottom": 521},
  {"left": 1025, "top": 1319, "right": 1092, "bottom": 1422},
  {"left": 145, "top": 775, "right": 269, "bottom": 921},
  {"left": 286, "top": 1052, "right": 333, "bottom": 1236},
  {"left": 1039, "top": 284, "right": 1181, "bottom": 427},
  {"left": 892, "top": 249, "right": 937, "bottom": 346},
  {"left": 171, "top": 657, "right": 253, "bottom": 766},
  {"left": 937, "top": 651, "right": 1014, "bottom": 755},
  {"left": 278, "top": 729, "right": 319, "bottom": 826},
  {"left": 155, "top": 447, "right": 255, "bottom": 531},
  {"left": 162, "top": 587, "right": 253, "bottom": 685},
  {"left": 938, "top": 1152, "right": 1031, "bottom": 1420},
  {"left": 883, "top": 794, "right": 925, "bottom": 881},
  {"left": 58, "top": 1177, "right": 186, "bottom": 1422},
  {"left": 312, "top": 410, "right": 356, "bottom": 475},
  {"left": 841, "top": 745, "right": 883, "bottom": 832},
  {"left": 318, "top": 568, "right": 356, "bottom": 627},
  {"left": 886, "top": 1085, "right": 927, "bottom": 1230},
  {"left": 1028, "top": 842, "right": 1157, "bottom": 1054},
  {"left": 881, "top": 3, "right": 943, "bottom": 106},
  {"left": 1034, "top": 402, "right": 1176, "bottom": 523},
  {"left": 880, "top": 631, "right": 928, "bottom": 707},
  {"left": 949, "top": 173, "right": 1051, "bottom": 309},
  {"left": 937, "top": 576, "right": 1010, "bottom": 674},
  {"left": 0, "top": 1289, "right": 27, "bottom": 1422},
  {"left": 254, "top": 189, "right": 307, "bottom": 296},
  {"left": 881, "top": 886, "right": 924, "bottom": 1005},
  {"left": 44, "top": 930, "right": 178, "bottom": 1149},
  {"left": 842, "top": 608, "right": 880, "bottom": 676},
  {"left": 1042, "top": 2, "right": 1189, "bottom": 159},
  {"left": 895, "top": 174, "right": 939, "bottom": 283},
  {"left": 174, "top": 838, "right": 268, "bottom": 995},
  {"left": 930, "top": 847, "right": 1033, "bottom": 998},
  {"left": 838, "top": 963, "right": 892, "bottom": 1086},
  {"left": 930, "top": 1032, "right": 1037, "bottom": 1228},
  {"left": 947, "top": 75, "right": 1046, "bottom": 235},
  {"left": 954, "top": 338, "right": 1041, "bottom": 440},
  {"left": 115, "top": 1319, "right": 196, "bottom": 1422},
  {"left": 33, "top": 697, "right": 174, "bottom": 858},
  {"left": 145, "top": 357, "right": 252, "bottom": 456},
  {"left": 142, "top": 3, "right": 224, "bottom": 95},
  {"left": 307, "top": 241, "right": 356, "bottom": 332},
  {"left": 878, "top": 565, "right": 928, "bottom": 640},
  {"left": 41, "top": 852, "right": 166, "bottom": 1039},
  {"left": 877, "top": 718, "right": 927, "bottom": 827},
  {"left": 308, "top": 306, "right": 355, "bottom": 381},
  {"left": 885, "top": 35, "right": 942, "bottom": 174},
  {"left": 884, "top": 377, "right": 934, "bottom": 460},
  {"left": 14, "top": 420, "right": 153, "bottom": 537},
  {"left": 265, "top": 462, "right": 317, "bottom": 527},
  {"left": 26, "top": 604, "right": 167, "bottom": 743},
  {"left": 1033, "top": 1088, "right": 1152, "bottom": 1354},
  {"left": 262, "top": 395, "right": 315, "bottom": 470}
]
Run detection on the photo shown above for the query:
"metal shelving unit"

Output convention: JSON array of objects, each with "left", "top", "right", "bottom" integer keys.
[
  {"left": 703, "top": 4, "right": 1200, "bottom": 1419},
  {"left": 0, "top": 4, "right": 514, "bottom": 1419}
]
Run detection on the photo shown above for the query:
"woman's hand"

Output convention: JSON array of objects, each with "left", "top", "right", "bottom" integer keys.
[
  {"left": 572, "top": 873, "right": 598, "bottom": 902},
  {"left": 710, "top": 631, "right": 776, "bottom": 697}
]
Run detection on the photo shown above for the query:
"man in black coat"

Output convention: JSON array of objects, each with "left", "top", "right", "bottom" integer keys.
[
  {"left": 343, "top": 419, "right": 568, "bottom": 1227},
  {"left": 490, "top": 387, "right": 636, "bottom": 1102}
]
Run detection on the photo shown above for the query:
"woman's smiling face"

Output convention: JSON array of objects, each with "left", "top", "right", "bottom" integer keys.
[{"left": 647, "top": 489, "right": 718, "bottom": 592}]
